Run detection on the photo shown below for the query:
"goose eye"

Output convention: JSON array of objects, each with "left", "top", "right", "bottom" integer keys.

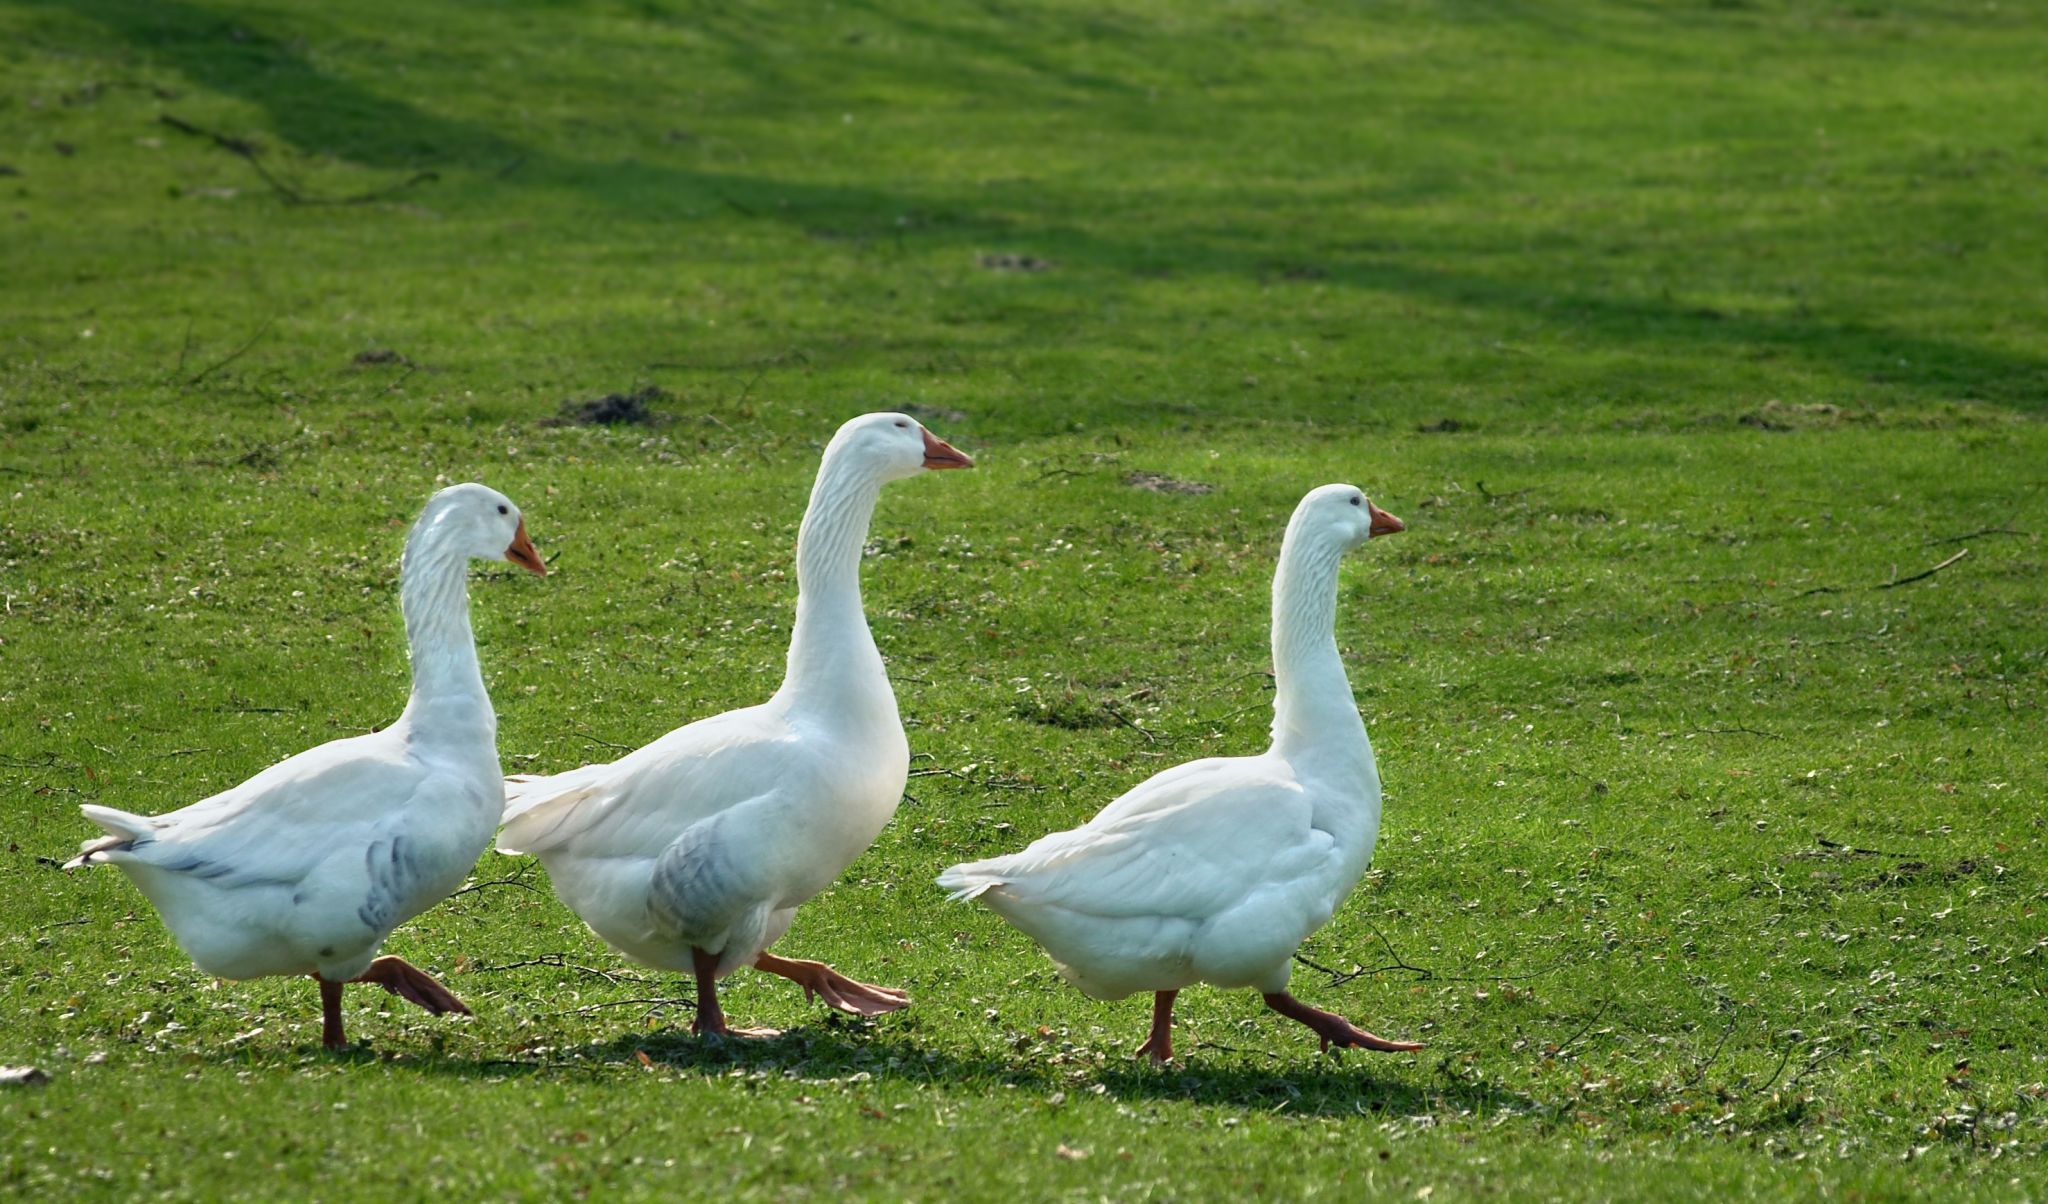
[
  {"left": 1350, "top": 495, "right": 1363, "bottom": 507},
  {"left": 497, "top": 504, "right": 509, "bottom": 515},
  {"left": 894, "top": 420, "right": 910, "bottom": 428}
]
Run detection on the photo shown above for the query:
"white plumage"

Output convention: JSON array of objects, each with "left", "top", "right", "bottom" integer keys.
[
  {"left": 499, "top": 412, "right": 972, "bottom": 1036},
  {"left": 68, "top": 483, "right": 547, "bottom": 1047},
  {"left": 938, "top": 483, "right": 1419, "bottom": 1061}
]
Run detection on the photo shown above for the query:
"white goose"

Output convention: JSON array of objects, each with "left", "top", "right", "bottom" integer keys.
[
  {"left": 67, "top": 483, "right": 546, "bottom": 1048},
  {"left": 938, "top": 483, "right": 1416, "bottom": 1061},
  {"left": 498, "top": 412, "right": 972, "bottom": 1037}
]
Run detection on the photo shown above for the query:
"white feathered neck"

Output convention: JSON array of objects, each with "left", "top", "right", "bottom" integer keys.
[
  {"left": 774, "top": 436, "right": 894, "bottom": 714},
  {"left": 1267, "top": 507, "right": 1371, "bottom": 767},
  {"left": 394, "top": 505, "right": 495, "bottom": 743}
]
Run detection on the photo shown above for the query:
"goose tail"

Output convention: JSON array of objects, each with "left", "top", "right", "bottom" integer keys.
[
  {"left": 65, "top": 804, "right": 158, "bottom": 869},
  {"left": 935, "top": 861, "right": 1006, "bottom": 903}
]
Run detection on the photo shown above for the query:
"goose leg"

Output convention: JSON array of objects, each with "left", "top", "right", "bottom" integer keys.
[
  {"left": 754, "top": 952, "right": 910, "bottom": 1018},
  {"left": 1261, "top": 992, "right": 1423, "bottom": 1054},
  {"left": 313, "top": 958, "right": 468, "bottom": 1050},
  {"left": 318, "top": 977, "right": 348, "bottom": 1049},
  {"left": 352, "top": 956, "right": 473, "bottom": 1016},
  {"left": 691, "top": 946, "right": 779, "bottom": 1038},
  {"left": 1134, "top": 990, "right": 1177, "bottom": 1064}
]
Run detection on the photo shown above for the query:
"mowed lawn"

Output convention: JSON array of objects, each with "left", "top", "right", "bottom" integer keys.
[{"left": 3, "top": 0, "right": 2046, "bottom": 1198}]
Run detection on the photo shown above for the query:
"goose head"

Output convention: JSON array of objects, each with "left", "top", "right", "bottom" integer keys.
[
  {"left": 416, "top": 482, "right": 547, "bottom": 575},
  {"left": 1298, "top": 482, "right": 1404, "bottom": 550},
  {"left": 826, "top": 412, "right": 974, "bottom": 483}
]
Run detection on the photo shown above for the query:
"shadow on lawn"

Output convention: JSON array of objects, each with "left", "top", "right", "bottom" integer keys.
[
  {"left": 309, "top": 1024, "right": 1527, "bottom": 1119},
  {"left": 1097, "top": 1054, "right": 1531, "bottom": 1120},
  {"left": 40, "top": 0, "right": 2048, "bottom": 411},
  {"left": 299, "top": 1024, "right": 1052, "bottom": 1086}
]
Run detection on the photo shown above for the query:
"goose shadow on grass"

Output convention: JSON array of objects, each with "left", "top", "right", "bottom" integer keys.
[
  {"left": 281, "top": 1021, "right": 1533, "bottom": 1120},
  {"left": 1096, "top": 1061, "right": 1531, "bottom": 1121},
  {"left": 276, "top": 1023, "right": 1046, "bottom": 1087},
  {"left": 43, "top": 0, "right": 2048, "bottom": 411}
]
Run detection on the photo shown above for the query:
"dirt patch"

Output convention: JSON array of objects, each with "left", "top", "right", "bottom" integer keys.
[
  {"left": 1012, "top": 692, "right": 1118, "bottom": 730},
  {"left": 1124, "top": 471, "right": 1215, "bottom": 495},
  {"left": 546, "top": 385, "right": 667, "bottom": 427},
  {"left": 1737, "top": 400, "right": 1864, "bottom": 432},
  {"left": 351, "top": 348, "right": 409, "bottom": 367},
  {"left": 1855, "top": 857, "right": 1982, "bottom": 891},
  {"left": 1417, "top": 417, "right": 1471, "bottom": 433},
  {"left": 979, "top": 253, "right": 1054, "bottom": 272}
]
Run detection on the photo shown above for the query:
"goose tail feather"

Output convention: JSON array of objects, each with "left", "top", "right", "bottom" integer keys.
[
  {"left": 935, "top": 862, "right": 1005, "bottom": 903},
  {"left": 65, "top": 804, "right": 158, "bottom": 869}
]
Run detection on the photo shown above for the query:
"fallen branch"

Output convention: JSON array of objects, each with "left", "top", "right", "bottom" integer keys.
[
  {"left": 0, "top": 751, "right": 77, "bottom": 769},
  {"left": 1189, "top": 1039, "right": 1282, "bottom": 1061},
  {"left": 1812, "top": 834, "right": 1918, "bottom": 860},
  {"left": 1030, "top": 466, "right": 1093, "bottom": 484},
  {"left": 476, "top": 1058, "right": 611, "bottom": 1074},
  {"left": 906, "top": 766, "right": 1041, "bottom": 791},
  {"left": 1101, "top": 702, "right": 1157, "bottom": 744},
  {"left": 1923, "top": 526, "right": 2030, "bottom": 546},
  {"left": 1192, "top": 670, "right": 1275, "bottom": 701},
  {"left": 1297, "top": 920, "right": 1570, "bottom": 986},
  {"left": 160, "top": 113, "right": 437, "bottom": 205},
  {"left": 173, "top": 318, "right": 196, "bottom": 377},
  {"left": 1682, "top": 1018, "right": 1738, "bottom": 1087},
  {"left": 471, "top": 953, "right": 644, "bottom": 985},
  {"left": 185, "top": 318, "right": 274, "bottom": 386},
  {"left": 1797, "top": 548, "right": 1969, "bottom": 597},
  {"left": 1784, "top": 1044, "right": 1845, "bottom": 1091},
  {"left": 1544, "top": 1000, "right": 1611, "bottom": 1060},
  {"left": 448, "top": 860, "right": 541, "bottom": 901},
  {"left": 1742, "top": 1038, "right": 1799, "bottom": 1098},
  {"left": 447, "top": 875, "right": 544, "bottom": 900},
  {"left": 380, "top": 363, "right": 420, "bottom": 396},
  {"left": 1875, "top": 548, "right": 1969, "bottom": 591},
  {"left": 554, "top": 996, "right": 695, "bottom": 1017}
]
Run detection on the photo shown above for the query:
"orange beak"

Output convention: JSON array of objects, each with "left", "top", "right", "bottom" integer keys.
[
  {"left": 504, "top": 518, "right": 547, "bottom": 576},
  {"left": 921, "top": 428, "right": 974, "bottom": 470},
  {"left": 1368, "top": 502, "right": 1405, "bottom": 538}
]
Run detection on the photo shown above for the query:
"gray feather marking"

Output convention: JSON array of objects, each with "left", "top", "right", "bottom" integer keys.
[
  {"left": 649, "top": 822, "right": 756, "bottom": 939},
  {"left": 356, "top": 836, "right": 416, "bottom": 931}
]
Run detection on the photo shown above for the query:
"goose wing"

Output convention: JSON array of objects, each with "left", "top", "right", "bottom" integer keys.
[
  {"left": 73, "top": 733, "right": 426, "bottom": 892},
  {"left": 943, "top": 757, "right": 1332, "bottom": 923},
  {"left": 497, "top": 706, "right": 795, "bottom": 859}
]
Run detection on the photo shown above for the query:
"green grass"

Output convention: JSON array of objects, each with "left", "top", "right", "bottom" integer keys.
[{"left": 3, "top": 0, "right": 2046, "bottom": 1197}]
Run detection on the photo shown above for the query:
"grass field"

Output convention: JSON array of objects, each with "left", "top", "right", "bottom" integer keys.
[{"left": 3, "top": 0, "right": 2046, "bottom": 1198}]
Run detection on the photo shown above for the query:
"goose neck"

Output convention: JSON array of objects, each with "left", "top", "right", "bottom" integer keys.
[
  {"left": 1268, "top": 531, "right": 1367, "bottom": 762},
  {"left": 780, "top": 454, "right": 888, "bottom": 700},
  {"left": 395, "top": 529, "right": 494, "bottom": 739}
]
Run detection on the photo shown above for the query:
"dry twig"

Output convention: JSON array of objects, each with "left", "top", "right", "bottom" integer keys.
[
  {"left": 185, "top": 318, "right": 274, "bottom": 386},
  {"left": 1875, "top": 548, "right": 1969, "bottom": 590},
  {"left": 160, "top": 113, "right": 437, "bottom": 205},
  {"left": 471, "top": 953, "right": 645, "bottom": 985},
  {"left": 1797, "top": 548, "right": 1969, "bottom": 597}
]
